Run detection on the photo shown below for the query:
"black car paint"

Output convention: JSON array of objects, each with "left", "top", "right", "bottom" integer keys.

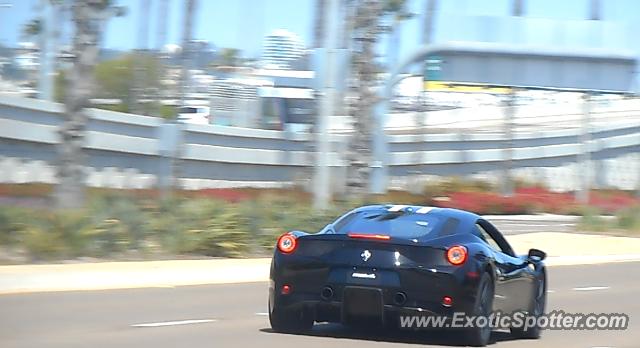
[{"left": 269, "top": 205, "right": 544, "bottom": 325}]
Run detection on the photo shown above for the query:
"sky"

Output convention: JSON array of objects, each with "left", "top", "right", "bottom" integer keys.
[{"left": 1, "top": 0, "right": 639, "bottom": 61}]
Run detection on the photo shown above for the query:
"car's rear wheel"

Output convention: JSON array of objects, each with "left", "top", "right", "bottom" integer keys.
[
  {"left": 465, "top": 272, "right": 494, "bottom": 347},
  {"left": 511, "top": 270, "right": 546, "bottom": 339},
  {"left": 268, "top": 294, "right": 313, "bottom": 333}
]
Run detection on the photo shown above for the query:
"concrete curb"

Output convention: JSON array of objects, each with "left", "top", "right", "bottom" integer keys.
[{"left": 0, "top": 258, "right": 272, "bottom": 295}]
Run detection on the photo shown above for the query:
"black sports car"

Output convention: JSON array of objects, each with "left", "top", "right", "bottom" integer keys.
[{"left": 268, "top": 205, "right": 547, "bottom": 346}]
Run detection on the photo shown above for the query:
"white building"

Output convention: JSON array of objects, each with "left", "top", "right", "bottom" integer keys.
[{"left": 261, "top": 29, "right": 305, "bottom": 70}]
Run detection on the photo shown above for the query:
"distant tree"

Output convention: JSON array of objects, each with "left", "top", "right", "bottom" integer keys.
[
  {"left": 22, "top": 19, "right": 43, "bottom": 39},
  {"left": 56, "top": 54, "right": 162, "bottom": 113},
  {"left": 215, "top": 48, "right": 241, "bottom": 67},
  {"left": 94, "top": 54, "right": 162, "bottom": 111}
]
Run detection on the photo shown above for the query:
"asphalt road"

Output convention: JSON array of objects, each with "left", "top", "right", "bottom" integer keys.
[{"left": 1, "top": 262, "right": 639, "bottom": 348}]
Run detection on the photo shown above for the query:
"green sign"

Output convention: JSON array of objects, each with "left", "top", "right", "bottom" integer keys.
[{"left": 424, "top": 55, "right": 442, "bottom": 81}]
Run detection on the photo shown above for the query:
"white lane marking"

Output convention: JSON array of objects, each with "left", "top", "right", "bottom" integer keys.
[
  {"left": 255, "top": 312, "right": 269, "bottom": 316},
  {"left": 547, "top": 290, "right": 556, "bottom": 293},
  {"left": 546, "top": 254, "right": 640, "bottom": 267},
  {"left": 131, "top": 319, "right": 216, "bottom": 328},
  {"left": 572, "top": 286, "right": 610, "bottom": 292}
]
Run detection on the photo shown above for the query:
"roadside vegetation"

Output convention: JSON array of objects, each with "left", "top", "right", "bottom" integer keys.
[
  {"left": 0, "top": 180, "right": 638, "bottom": 263},
  {"left": 577, "top": 205, "right": 640, "bottom": 235}
]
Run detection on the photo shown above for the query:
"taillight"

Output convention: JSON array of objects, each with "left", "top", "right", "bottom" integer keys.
[
  {"left": 446, "top": 245, "right": 468, "bottom": 265},
  {"left": 277, "top": 233, "right": 297, "bottom": 254}
]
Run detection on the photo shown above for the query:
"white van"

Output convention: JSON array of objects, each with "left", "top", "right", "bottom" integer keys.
[{"left": 177, "top": 106, "right": 211, "bottom": 125}]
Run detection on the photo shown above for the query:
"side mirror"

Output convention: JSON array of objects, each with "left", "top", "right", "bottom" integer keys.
[{"left": 527, "top": 248, "right": 547, "bottom": 262}]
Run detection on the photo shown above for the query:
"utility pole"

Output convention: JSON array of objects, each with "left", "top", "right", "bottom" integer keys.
[
  {"left": 576, "top": 93, "right": 592, "bottom": 204},
  {"left": 179, "top": 0, "right": 196, "bottom": 106},
  {"left": 501, "top": 90, "right": 515, "bottom": 196},
  {"left": 133, "top": 0, "right": 150, "bottom": 115},
  {"left": 589, "top": 0, "right": 601, "bottom": 20},
  {"left": 155, "top": 0, "right": 169, "bottom": 116},
  {"left": 417, "top": 0, "right": 437, "bottom": 151},
  {"left": 0, "top": 2, "right": 12, "bottom": 78},
  {"left": 313, "top": 0, "right": 339, "bottom": 210},
  {"left": 156, "top": 0, "right": 168, "bottom": 51},
  {"left": 313, "top": 0, "right": 326, "bottom": 49},
  {"left": 512, "top": 0, "right": 524, "bottom": 16},
  {"left": 499, "top": 0, "right": 525, "bottom": 196},
  {"left": 422, "top": 0, "right": 437, "bottom": 51},
  {"left": 38, "top": 0, "right": 54, "bottom": 101}
]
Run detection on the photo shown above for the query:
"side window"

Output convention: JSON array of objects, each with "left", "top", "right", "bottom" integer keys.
[
  {"left": 439, "top": 218, "right": 460, "bottom": 237},
  {"left": 475, "top": 223, "right": 503, "bottom": 253}
]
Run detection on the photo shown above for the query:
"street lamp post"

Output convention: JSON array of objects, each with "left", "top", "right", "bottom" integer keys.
[
  {"left": 313, "top": 0, "right": 339, "bottom": 210},
  {"left": 576, "top": 93, "right": 592, "bottom": 204},
  {"left": 38, "top": 0, "right": 55, "bottom": 101}
]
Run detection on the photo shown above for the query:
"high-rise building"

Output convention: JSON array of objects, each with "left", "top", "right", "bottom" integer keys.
[{"left": 261, "top": 29, "right": 305, "bottom": 70}]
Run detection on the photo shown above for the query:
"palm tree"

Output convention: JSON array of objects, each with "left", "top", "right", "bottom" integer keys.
[
  {"left": 343, "top": 0, "right": 407, "bottom": 198},
  {"left": 53, "top": 0, "right": 125, "bottom": 209},
  {"left": 23, "top": 19, "right": 43, "bottom": 39},
  {"left": 343, "top": 0, "right": 383, "bottom": 197},
  {"left": 215, "top": 48, "right": 241, "bottom": 68}
]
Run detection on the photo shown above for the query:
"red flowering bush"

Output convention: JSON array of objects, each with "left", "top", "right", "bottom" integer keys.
[{"left": 429, "top": 186, "right": 639, "bottom": 215}]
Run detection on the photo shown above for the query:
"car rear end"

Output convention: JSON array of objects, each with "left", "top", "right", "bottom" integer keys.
[{"left": 269, "top": 207, "right": 484, "bottom": 328}]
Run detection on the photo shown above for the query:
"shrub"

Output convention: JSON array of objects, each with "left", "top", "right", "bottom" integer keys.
[
  {"left": 577, "top": 207, "right": 611, "bottom": 232},
  {"left": 21, "top": 225, "right": 66, "bottom": 260},
  {"left": 616, "top": 206, "right": 640, "bottom": 232},
  {"left": 17, "top": 209, "right": 92, "bottom": 260},
  {"left": 86, "top": 196, "right": 150, "bottom": 254},
  {"left": 1, "top": 184, "right": 639, "bottom": 262},
  {"left": 0, "top": 206, "right": 33, "bottom": 246},
  {"left": 424, "top": 177, "right": 495, "bottom": 197}
]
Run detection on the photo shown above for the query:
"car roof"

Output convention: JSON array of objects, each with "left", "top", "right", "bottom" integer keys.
[{"left": 351, "top": 204, "right": 482, "bottom": 225}]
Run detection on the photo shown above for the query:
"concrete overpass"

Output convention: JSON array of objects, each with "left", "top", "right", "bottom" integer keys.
[{"left": 0, "top": 95, "right": 638, "bottom": 192}]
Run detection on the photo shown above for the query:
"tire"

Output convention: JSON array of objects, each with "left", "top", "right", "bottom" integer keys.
[
  {"left": 268, "top": 294, "right": 314, "bottom": 333},
  {"left": 465, "top": 272, "right": 494, "bottom": 347},
  {"left": 511, "top": 271, "right": 546, "bottom": 339}
]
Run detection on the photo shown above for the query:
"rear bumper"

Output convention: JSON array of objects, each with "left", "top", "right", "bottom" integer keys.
[
  {"left": 280, "top": 298, "right": 452, "bottom": 325},
  {"left": 270, "top": 270, "right": 481, "bottom": 325}
]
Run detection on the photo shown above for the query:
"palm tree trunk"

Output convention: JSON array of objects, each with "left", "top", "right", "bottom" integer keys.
[
  {"left": 344, "top": 0, "right": 384, "bottom": 197},
  {"left": 53, "top": 0, "right": 102, "bottom": 209}
]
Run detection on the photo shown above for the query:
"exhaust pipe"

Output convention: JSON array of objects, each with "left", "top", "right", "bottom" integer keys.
[
  {"left": 320, "top": 286, "right": 334, "bottom": 301},
  {"left": 394, "top": 292, "right": 407, "bottom": 306}
]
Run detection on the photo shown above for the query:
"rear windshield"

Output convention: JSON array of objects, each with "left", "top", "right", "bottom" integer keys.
[{"left": 333, "top": 210, "right": 456, "bottom": 240}]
